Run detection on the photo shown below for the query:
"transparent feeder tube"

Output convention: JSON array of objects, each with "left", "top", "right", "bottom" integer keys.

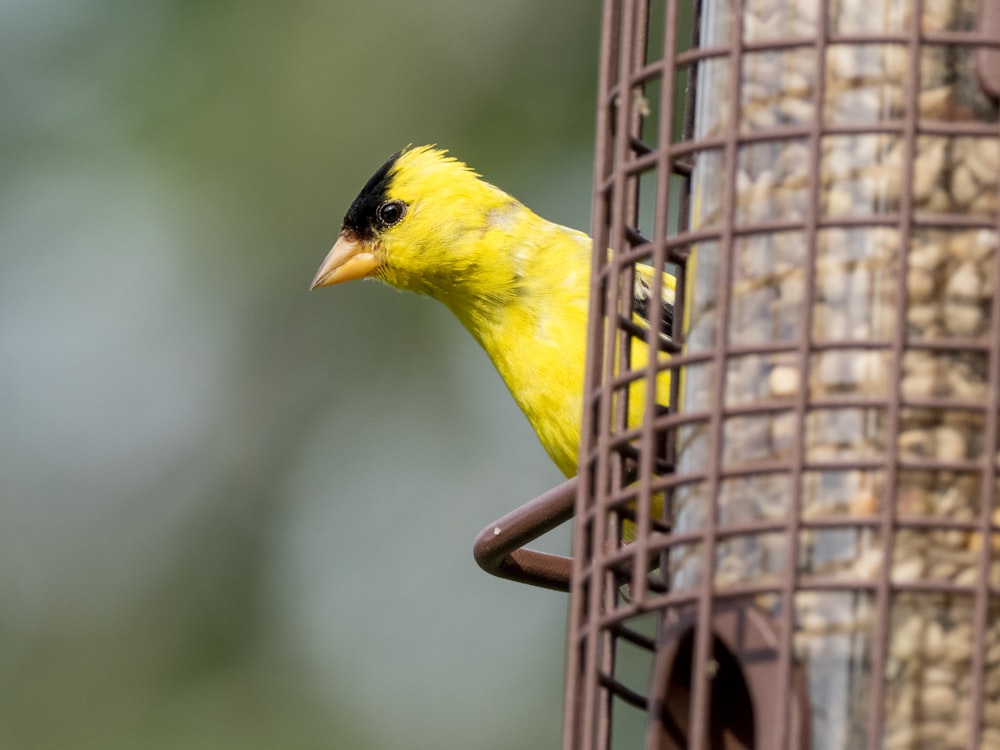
[{"left": 668, "top": 1, "right": 1000, "bottom": 748}]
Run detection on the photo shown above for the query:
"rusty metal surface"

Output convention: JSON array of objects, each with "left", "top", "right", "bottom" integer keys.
[{"left": 564, "top": 1, "right": 1000, "bottom": 748}]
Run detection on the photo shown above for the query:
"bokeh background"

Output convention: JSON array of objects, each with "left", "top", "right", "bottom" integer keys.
[{"left": 0, "top": 1, "right": 601, "bottom": 748}]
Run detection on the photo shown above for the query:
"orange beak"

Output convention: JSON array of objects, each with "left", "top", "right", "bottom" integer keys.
[{"left": 310, "top": 232, "right": 380, "bottom": 290}]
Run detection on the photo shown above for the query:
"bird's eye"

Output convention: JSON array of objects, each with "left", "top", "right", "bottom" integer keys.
[{"left": 377, "top": 200, "right": 406, "bottom": 227}]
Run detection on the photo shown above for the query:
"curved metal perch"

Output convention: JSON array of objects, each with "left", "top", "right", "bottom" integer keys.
[{"left": 473, "top": 477, "right": 577, "bottom": 592}]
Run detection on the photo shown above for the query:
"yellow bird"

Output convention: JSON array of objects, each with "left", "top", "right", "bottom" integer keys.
[{"left": 311, "top": 145, "right": 673, "bottom": 479}]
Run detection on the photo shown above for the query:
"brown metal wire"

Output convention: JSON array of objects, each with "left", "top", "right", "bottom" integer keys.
[
  {"left": 562, "top": 1, "right": 1000, "bottom": 749},
  {"left": 473, "top": 478, "right": 576, "bottom": 592}
]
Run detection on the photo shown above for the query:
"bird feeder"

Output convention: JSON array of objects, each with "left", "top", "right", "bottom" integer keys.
[{"left": 476, "top": 0, "right": 1000, "bottom": 748}]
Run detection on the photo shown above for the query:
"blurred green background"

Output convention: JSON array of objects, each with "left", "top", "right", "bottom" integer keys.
[{"left": 0, "top": 1, "right": 601, "bottom": 748}]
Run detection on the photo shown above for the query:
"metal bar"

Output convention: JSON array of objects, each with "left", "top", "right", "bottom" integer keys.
[
  {"left": 686, "top": 2, "right": 745, "bottom": 747},
  {"left": 968, "top": 21, "right": 1000, "bottom": 739},
  {"left": 601, "top": 4, "right": 652, "bottom": 743},
  {"left": 564, "top": 0, "right": 623, "bottom": 743},
  {"left": 593, "top": 1, "right": 636, "bottom": 745},
  {"left": 596, "top": 672, "right": 650, "bottom": 711},
  {"left": 473, "top": 478, "right": 576, "bottom": 592},
  {"left": 866, "top": 1, "right": 925, "bottom": 747},
  {"left": 628, "top": 0, "right": 681, "bottom": 610}
]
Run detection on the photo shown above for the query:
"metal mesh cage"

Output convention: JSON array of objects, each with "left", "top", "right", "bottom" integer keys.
[{"left": 564, "top": 1, "right": 1000, "bottom": 748}]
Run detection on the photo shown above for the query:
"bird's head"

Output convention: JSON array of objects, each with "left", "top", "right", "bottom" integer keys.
[{"left": 310, "top": 146, "right": 523, "bottom": 300}]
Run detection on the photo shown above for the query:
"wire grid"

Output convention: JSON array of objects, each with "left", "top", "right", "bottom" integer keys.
[{"left": 566, "top": 0, "right": 1000, "bottom": 748}]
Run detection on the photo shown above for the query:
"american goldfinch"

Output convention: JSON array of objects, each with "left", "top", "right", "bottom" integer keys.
[{"left": 311, "top": 146, "right": 673, "bottom": 479}]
